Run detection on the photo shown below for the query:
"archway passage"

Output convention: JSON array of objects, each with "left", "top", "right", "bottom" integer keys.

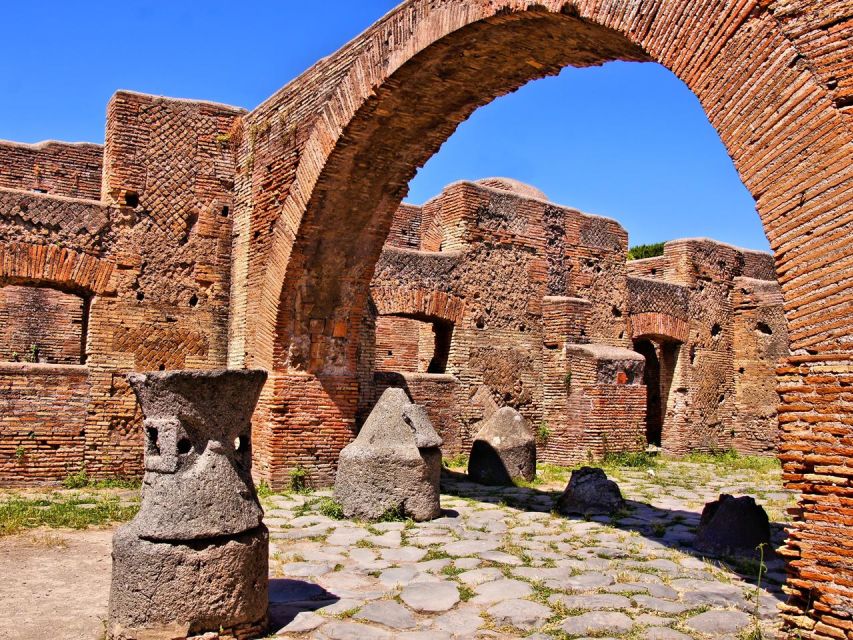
[
  {"left": 633, "top": 337, "right": 681, "bottom": 448},
  {"left": 233, "top": 2, "right": 853, "bottom": 634},
  {"left": 634, "top": 338, "right": 663, "bottom": 446}
]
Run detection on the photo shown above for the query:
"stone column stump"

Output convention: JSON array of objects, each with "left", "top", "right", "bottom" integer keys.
[{"left": 108, "top": 369, "right": 269, "bottom": 640}]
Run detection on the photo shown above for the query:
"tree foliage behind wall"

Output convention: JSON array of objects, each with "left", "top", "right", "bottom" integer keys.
[{"left": 627, "top": 242, "right": 666, "bottom": 260}]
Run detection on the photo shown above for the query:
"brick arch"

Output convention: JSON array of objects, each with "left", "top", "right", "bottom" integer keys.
[
  {"left": 237, "top": 3, "right": 852, "bottom": 630},
  {"left": 628, "top": 312, "right": 689, "bottom": 344},
  {"left": 0, "top": 241, "right": 115, "bottom": 295},
  {"left": 370, "top": 286, "right": 465, "bottom": 325}
]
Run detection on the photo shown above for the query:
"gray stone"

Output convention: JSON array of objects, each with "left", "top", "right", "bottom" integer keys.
[
  {"left": 486, "top": 599, "right": 551, "bottom": 631},
  {"left": 125, "top": 369, "right": 267, "bottom": 540},
  {"left": 108, "top": 369, "right": 269, "bottom": 639},
  {"left": 694, "top": 494, "right": 771, "bottom": 557},
  {"left": 273, "top": 611, "right": 325, "bottom": 634},
  {"left": 549, "top": 593, "right": 631, "bottom": 611},
  {"left": 556, "top": 467, "right": 625, "bottom": 516},
  {"left": 685, "top": 610, "right": 752, "bottom": 634},
  {"left": 467, "top": 407, "right": 536, "bottom": 485},
  {"left": 335, "top": 388, "right": 442, "bottom": 521},
  {"left": 318, "top": 621, "right": 392, "bottom": 640},
  {"left": 642, "top": 628, "right": 694, "bottom": 640},
  {"left": 471, "top": 579, "right": 532, "bottom": 603},
  {"left": 400, "top": 581, "right": 460, "bottom": 612},
  {"left": 108, "top": 524, "right": 268, "bottom": 638},
  {"left": 355, "top": 601, "right": 417, "bottom": 629},
  {"left": 433, "top": 608, "right": 484, "bottom": 635},
  {"left": 559, "top": 611, "right": 634, "bottom": 636}
]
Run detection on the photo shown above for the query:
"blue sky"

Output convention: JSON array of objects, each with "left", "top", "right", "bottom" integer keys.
[{"left": 0, "top": 1, "right": 768, "bottom": 251}]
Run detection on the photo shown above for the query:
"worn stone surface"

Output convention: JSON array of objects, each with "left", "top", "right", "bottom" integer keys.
[
  {"left": 556, "top": 467, "right": 625, "bottom": 516},
  {"left": 127, "top": 369, "right": 267, "bottom": 541},
  {"left": 109, "top": 369, "right": 269, "bottom": 639},
  {"left": 694, "top": 494, "right": 771, "bottom": 557},
  {"left": 468, "top": 407, "right": 536, "bottom": 485},
  {"left": 109, "top": 524, "right": 269, "bottom": 638},
  {"left": 335, "top": 388, "right": 442, "bottom": 521}
]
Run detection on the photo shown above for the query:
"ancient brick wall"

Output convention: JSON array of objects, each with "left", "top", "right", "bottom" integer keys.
[
  {"left": 0, "top": 286, "right": 86, "bottom": 365},
  {"left": 0, "top": 363, "right": 89, "bottom": 485},
  {"left": 0, "top": 140, "right": 102, "bottom": 200},
  {"left": 365, "top": 182, "right": 788, "bottom": 465},
  {"left": 0, "top": 92, "right": 243, "bottom": 484}
]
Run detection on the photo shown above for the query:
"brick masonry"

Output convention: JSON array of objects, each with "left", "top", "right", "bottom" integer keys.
[
  {"left": 0, "top": 0, "right": 849, "bottom": 634},
  {"left": 361, "top": 180, "right": 788, "bottom": 464}
]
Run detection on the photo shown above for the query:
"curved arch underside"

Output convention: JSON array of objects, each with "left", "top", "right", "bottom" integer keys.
[{"left": 231, "top": 2, "right": 853, "bottom": 633}]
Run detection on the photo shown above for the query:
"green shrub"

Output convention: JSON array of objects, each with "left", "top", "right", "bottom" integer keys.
[
  {"left": 289, "top": 466, "right": 309, "bottom": 493},
  {"left": 627, "top": 242, "right": 666, "bottom": 260},
  {"left": 317, "top": 498, "right": 345, "bottom": 520},
  {"left": 602, "top": 451, "right": 659, "bottom": 470}
]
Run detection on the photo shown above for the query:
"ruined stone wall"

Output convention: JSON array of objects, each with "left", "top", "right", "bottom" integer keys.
[
  {"left": 0, "top": 363, "right": 90, "bottom": 486},
  {"left": 365, "top": 182, "right": 788, "bottom": 465},
  {"left": 627, "top": 240, "right": 788, "bottom": 456},
  {"left": 0, "top": 92, "right": 243, "bottom": 484},
  {"left": 0, "top": 140, "right": 102, "bottom": 200},
  {"left": 363, "top": 180, "right": 647, "bottom": 462},
  {"left": 0, "top": 286, "right": 86, "bottom": 365}
]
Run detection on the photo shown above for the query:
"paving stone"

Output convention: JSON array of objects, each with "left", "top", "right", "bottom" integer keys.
[
  {"left": 455, "top": 557, "right": 482, "bottom": 570},
  {"left": 443, "top": 539, "right": 502, "bottom": 556},
  {"left": 632, "top": 595, "right": 693, "bottom": 615},
  {"left": 549, "top": 593, "right": 632, "bottom": 611},
  {"left": 400, "top": 581, "right": 460, "bottom": 612},
  {"left": 642, "top": 628, "right": 694, "bottom": 640},
  {"left": 273, "top": 610, "right": 325, "bottom": 634},
  {"left": 355, "top": 600, "right": 417, "bottom": 629},
  {"left": 478, "top": 550, "right": 524, "bottom": 566},
  {"left": 378, "top": 566, "right": 420, "bottom": 587},
  {"left": 685, "top": 610, "right": 752, "bottom": 634},
  {"left": 365, "top": 532, "right": 402, "bottom": 548},
  {"left": 316, "top": 621, "right": 392, "bottom": 640},
  {"left": 545, "top": 572, "right": 615, "bottom": 592},
  {"left": 433, "top": 608, "right": 484, "bottom": 635},
  {"left": 380, "top": 547, "right": 427, "bottom": 563},
  {"left": 486, "top": 599, "right": 552, "bottom": 631},
  {"left": 282, "top": 562, "right": 333, "bottom": 577},
  {"left": 559, "top": 612, "right": 634, "bottom": 636},
  {"left": 458, "top": 568, "right": 504, "bottom": 585},
  {"left": 471, "top": 579, "right": 533, "bottom": 604}
]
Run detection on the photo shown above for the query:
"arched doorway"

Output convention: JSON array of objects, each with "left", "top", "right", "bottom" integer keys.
[
  {"left": 230, "top": 2, "right": 852, "bottom": 634},
  {"left": 632, "top": 337, "right": 681, "bottom": 448}
]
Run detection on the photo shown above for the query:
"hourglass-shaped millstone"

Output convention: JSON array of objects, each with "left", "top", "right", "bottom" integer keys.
[
  {"left": 128, "top": 369, "right": 266, "bottom": 540},
  {"left": 108, "top": 369, "right": 269, "bottom": 640}
]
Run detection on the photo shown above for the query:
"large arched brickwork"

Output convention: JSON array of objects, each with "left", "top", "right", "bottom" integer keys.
[{"left": 230, "top": 2, "right": 852, "bottom": 633}]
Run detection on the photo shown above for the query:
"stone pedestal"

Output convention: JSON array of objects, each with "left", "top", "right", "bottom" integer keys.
[
  {"left": 468, "top": 406, "right": 536, "bottom": 485},
  {"left": 108, "top": 369, "right": 269, "bottom": 640},
  {"left": 335, "top": 388, "right": 442, "bottom": 521}
]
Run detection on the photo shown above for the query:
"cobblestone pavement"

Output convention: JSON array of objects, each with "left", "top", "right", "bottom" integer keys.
[{"left": 267, "top": 460, "right": 794, "bottom": 639}]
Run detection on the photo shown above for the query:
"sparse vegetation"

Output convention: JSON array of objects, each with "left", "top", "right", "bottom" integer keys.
[
  {"left": 288, "top": 466, "right": 309, "bottom": 493},
  {"left": 602, "top": 451, "right": 659, "bottom": 470},
  {"left": 442, "top": 453, "right": 469, "bottom": 469},
  {"left": 627, "top": 241, "right": 666, "bottom": 260},
  {"left": 317, "top": 497, "right": 345, "bottom": 520},
  {"left": 0, "top": 493, "right": 138, "bottom": 537},
  {"left": 683, "top": 449, "right": 779, "bottom": 473}
]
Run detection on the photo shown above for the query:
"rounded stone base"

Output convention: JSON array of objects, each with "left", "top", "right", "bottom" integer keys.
[
  {"left": 335, "top": 447, "right": 441, "bottom": 521},
  {"left": 108, "top": 524, "right": 268, "bottom": 640}
]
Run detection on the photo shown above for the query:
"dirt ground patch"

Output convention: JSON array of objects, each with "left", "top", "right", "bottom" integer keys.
[{"left": 0, "top": 527, "right": 113, "bottom": 640}]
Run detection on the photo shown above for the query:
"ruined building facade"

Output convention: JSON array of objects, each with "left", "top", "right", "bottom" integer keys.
[
  {"left": 0, "top": 0, "right": 850, "bottom": 632},
  {"left": 0, "top": 100, "right": 787, "bottom": 485},
  {"left": 361, "top": 178, "right": 789, "bottom": 463}
]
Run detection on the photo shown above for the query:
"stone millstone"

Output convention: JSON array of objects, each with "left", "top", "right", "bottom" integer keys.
[
  {"left": 694, "top": 494, "right": 771, "bottom": 557},
  {"left": 108, "top": 523, "right": 269, "bottom": 639},
  {"left": 109, "top": 369, "right": 270, "bottom": 640},
  {"left": 335, "top": 388, "right": 442, "bottom": 521},
  {"left": 128, "top": 369, "right": 267, "bottom": 541},
  {"left": 467, "top": 406, "right": 536, "bottom": 485},
  {"left": 556, "top": 466, "right": 625, "bottom": 516}
]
